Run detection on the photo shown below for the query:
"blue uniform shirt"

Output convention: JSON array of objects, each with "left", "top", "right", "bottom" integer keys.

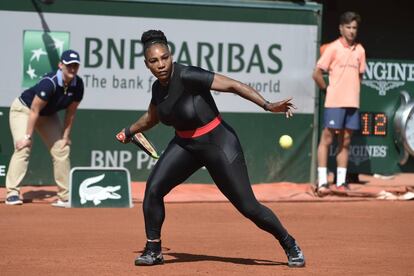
[{"left": 20, "top": 70, "right": 84, "bottom": 116}]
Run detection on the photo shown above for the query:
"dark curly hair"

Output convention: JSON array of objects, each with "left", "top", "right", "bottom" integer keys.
[{"left": 141, "top": 30, "right": 168, "bottom": 53}]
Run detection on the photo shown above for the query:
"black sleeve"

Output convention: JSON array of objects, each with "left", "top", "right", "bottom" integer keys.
[
  {"left": 180, "top": 66, "right": 214, "bottom": 93},
  {"left": 35, "top": 78, "right": 55, "bottom": 101},
  {"left": 74, "top": 77, "right": 84, "bottom": 102},
  {"left": 150, "top": 81, "right": 159, "bottom": 106}
]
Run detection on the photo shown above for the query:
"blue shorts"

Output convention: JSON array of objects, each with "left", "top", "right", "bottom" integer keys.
[{"left": 323, "top": 107, "right": 360, "bottom": 130}]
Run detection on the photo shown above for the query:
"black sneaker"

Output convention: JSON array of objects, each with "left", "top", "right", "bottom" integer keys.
[
  {"left": 316, "top": 183, "right": 331, "bottom": 197},
  {"left": 134, "top": 242, "right": 164, "bottom": 266},
  {"left": 336, "top": 183, "right": 350, "bottom": 192},
  {"left": 285, "top": 242, "right": 305, "bottom": 267},
  {"left": 5, "top": 195, "right": 23, "bottom": 205},
  {"left": 280, "top": 235, "right": 305, "bottom": 267}
]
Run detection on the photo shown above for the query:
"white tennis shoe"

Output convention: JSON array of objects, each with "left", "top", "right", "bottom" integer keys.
[{"left": 51, "top": 199, "right": 69, "bottom": 208}]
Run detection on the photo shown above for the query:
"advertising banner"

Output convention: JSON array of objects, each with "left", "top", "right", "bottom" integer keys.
[{"left": 0, "top": 1, "right": 320, "bottom": 185}]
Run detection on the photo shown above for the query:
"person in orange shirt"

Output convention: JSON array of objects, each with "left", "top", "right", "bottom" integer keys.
[{"left": 312, "top": 11, "right": 366, "bottom": 196}]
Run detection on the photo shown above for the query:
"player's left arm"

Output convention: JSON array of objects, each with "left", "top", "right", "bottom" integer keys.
[
  {"left": 62, "top": 101, "right": 80, "bottom": 147},
  {"left": 211, "top": 73, "right": 295, "bottom": 118},
  {"left": 359, "top": 47, "right": 367, "bottom": 83}
]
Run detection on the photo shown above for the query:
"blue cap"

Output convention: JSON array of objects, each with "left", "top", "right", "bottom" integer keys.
[{"left": 60, "top": 49, "right": 80, "bottom": 65}]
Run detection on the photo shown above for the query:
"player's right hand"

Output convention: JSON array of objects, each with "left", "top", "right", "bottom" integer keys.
[
  {"left": 16, "top": 138, "right": 32, "bottom": 151},
  {"left": 116, "top": 129, "right": 131, "bottom": 144}
]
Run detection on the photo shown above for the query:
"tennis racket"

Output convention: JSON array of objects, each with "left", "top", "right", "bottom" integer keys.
[{"left": 131, "top": 132, "right": 160, "bottom": 159}]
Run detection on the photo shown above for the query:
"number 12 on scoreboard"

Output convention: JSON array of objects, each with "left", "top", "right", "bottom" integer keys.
[{"left": 360, "top": 112, "right": 387, "bottom": 136}]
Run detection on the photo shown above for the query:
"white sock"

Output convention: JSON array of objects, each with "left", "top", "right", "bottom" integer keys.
[
  {"left": 318, "top": 167, "right": 327, "bottom": 187},
  {"left": 336, "top": 167, "right": 347, "bottom": 186}
]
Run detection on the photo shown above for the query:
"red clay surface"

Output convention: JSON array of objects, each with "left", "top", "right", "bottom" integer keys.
[
  {"left": 0, "top": 201, "right": 413, "bottom": 275},
  {"left": 0, "top": 173, "right": 413, "bottom": 275},
  {"left": 1, "top": 173, "right": 413, "bottom": 203}
]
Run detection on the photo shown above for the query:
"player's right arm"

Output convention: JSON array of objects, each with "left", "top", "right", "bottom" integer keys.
[
  {"left": 16, "top": 78, "right": 53, "bottom": 150},
  {"left": 313, "top": 42, "right": 335, "bottom": 91},
  {"left": 16, "top": 95, "right": 47, "bottom": 150},
  {"left": 312, "top": 68, "right": 327, "bottom": 90},
  {"left": 129, "top": 103, "right": 159, "bottom": 133},
  {"left": 116, "top": 103, "right": 159, "bottom": 143}
]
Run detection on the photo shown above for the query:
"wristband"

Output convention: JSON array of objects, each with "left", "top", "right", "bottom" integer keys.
[
  {"left": 124, "top": 126, "right": 133, "bottom": 139},
  {"left": 262, "top": 100, "right": 270, "bottom": 111}
]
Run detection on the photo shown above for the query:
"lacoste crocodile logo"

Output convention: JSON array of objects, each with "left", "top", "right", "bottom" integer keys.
[{"left": 79, "top": 174, "right": 121, "bottom": 205}]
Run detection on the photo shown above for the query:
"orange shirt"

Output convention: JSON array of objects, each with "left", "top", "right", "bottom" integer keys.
[{"left": 317, "top": 38, "right": 366, "bottom": 108}]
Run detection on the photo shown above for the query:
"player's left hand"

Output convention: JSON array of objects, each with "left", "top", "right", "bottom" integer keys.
[{"left": 267, "top": 97, "right": 296, "bottom": 118}]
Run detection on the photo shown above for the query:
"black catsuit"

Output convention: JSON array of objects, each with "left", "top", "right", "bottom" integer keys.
[{"left": 144, "top": 63, "right": 288, "bottom": 241}]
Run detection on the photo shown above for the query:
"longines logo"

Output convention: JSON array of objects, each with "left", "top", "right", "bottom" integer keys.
[
  {"left": 329, "top": 144, "right": 388, "bottom": 166},
  {"left": 362, "top": 80, "right": 405, "bottom": 96},
  {"left": 362, "top": 61, "right": 414, "bottom": 96},
  {"left": 22, "top": 30, "right": 70, "bottom": 87}
]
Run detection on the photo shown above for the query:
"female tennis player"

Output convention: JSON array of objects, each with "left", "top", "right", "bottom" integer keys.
[{"left": 116, "top": 30, "right": 305, "bottom": 267}]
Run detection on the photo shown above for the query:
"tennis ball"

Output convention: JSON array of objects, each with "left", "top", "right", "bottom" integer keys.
[{"left": 279, "top": 135, "right": 293, "bottom": 149}]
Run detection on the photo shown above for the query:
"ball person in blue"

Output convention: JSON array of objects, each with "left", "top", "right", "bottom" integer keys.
[
  {"left": 117, "top": 30, "right": 305, "bottom": 267},
  {"left": 5, "top": 50, "right": 84, "bottom": 207}
]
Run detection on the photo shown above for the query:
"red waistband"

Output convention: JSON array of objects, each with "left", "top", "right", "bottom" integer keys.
[{"left": 176, "top": 116, "right": 222, "bottom": 138}]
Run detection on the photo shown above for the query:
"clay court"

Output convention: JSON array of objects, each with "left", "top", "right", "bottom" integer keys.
[{"left": 1, "top": 174, "right": 413, "bottom": 275}]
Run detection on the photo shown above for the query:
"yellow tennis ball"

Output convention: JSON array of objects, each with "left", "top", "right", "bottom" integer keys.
[{"left": 279, "top": 135, "right": 293, "bottom": 149}]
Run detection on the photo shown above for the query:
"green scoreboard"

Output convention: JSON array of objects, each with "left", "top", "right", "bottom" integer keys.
[{"left": 324, "top": 59, "right": 414, "bottom": 175}]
